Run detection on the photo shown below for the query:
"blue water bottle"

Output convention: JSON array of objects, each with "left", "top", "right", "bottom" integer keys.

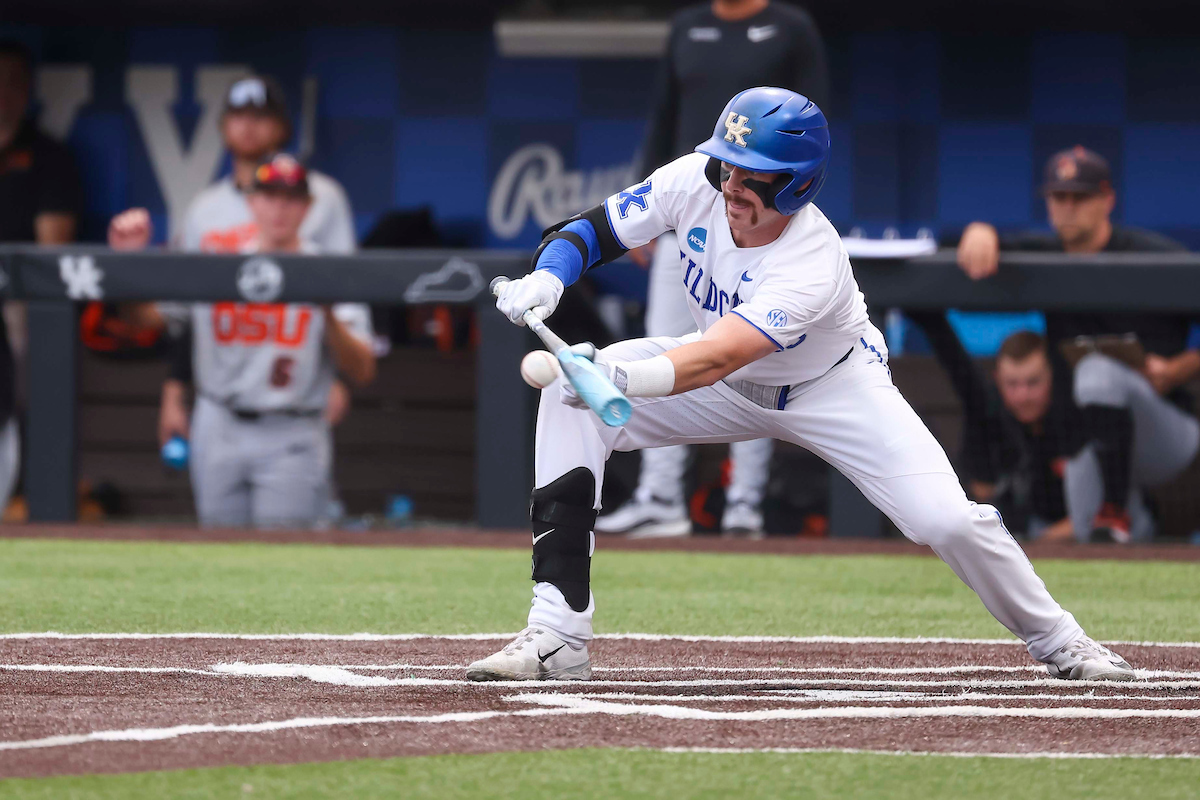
[{"left": 161, "top": 435, "right": 189, "bottom": 471}]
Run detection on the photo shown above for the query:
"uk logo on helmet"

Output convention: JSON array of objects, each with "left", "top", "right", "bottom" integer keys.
[{"left": 723, "top": 113, "right": 752, "bottom": 147}]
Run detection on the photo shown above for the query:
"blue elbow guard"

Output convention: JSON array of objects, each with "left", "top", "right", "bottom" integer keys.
[{"left": 533, "top": 219, "right": 601, "bottom": 287}]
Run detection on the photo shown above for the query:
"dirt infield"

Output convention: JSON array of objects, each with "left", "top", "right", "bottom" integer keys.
[
  {"left": 2, "top": 634, "right": 1198, "bottom": 778},
  {"left": 6, "top": 524, "right": 1200, "bottom": 562}
]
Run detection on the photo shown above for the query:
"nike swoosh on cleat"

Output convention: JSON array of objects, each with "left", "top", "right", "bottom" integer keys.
[
  {"left": 538, "top": 644, "right": 565, "bottom": 663},
  {"left": 532, "top": 528, "right": 555, "bottom": 545},
  {"left": 740, "top": 271, "right": 752, "bottom": 282}
]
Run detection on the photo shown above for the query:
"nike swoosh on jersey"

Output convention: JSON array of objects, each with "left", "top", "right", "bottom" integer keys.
[
  {"left": 532, "top": 529, "right": 555, "bottom": 545},
  {"left": 741, "top": 271, "right": 753, "bottom": 282},
  {"left": 747, "top": 25, "right": 777, "bottom": 42}
]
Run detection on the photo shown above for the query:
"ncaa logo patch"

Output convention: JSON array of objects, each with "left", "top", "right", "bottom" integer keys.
[
  {"left": 686, "top": 227, "right": 707, "bottom": 253},
  {"left": 766, "top": 308, "right": 788, "bottom": 328}
]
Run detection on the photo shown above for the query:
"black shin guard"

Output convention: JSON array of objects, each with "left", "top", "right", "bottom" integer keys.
[{"left": 530, "top": 467, "right": 597, "bottom": 613}]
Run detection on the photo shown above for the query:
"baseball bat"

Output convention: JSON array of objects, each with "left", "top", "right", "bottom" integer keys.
[{"left": 490, "top": 276, "right": 633, "bottom": 427}]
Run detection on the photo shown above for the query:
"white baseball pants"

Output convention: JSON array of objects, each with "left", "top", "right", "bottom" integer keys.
[
  {"left": 527, "top": 324, "right": 1084, "bottom": 662},
  {"left": 638, "top": 232, "right": 773, "bottom": 508}
]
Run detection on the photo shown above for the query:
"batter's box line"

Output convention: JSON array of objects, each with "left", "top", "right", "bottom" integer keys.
[
  {"left": 3, "top": 632, "right": 1200, "bottom": 648},
  {"left": 545, "top": 690, "right": 1200, "bottom": 704},
  {"left": 5, "top": 662, "right": 1200, "bottom": 690},
  {"left": 3, "top": 704, "right": 1200, "bottom": 754}
]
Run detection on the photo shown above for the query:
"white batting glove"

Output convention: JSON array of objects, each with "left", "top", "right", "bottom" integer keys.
[
  {"left": 559, "top": 343, "right": 623, "bottom": 410},
  {"left": 496, "top": 271, "right": 565, "bottom": 326}
]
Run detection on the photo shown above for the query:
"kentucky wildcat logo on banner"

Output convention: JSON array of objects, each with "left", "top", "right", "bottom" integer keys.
[{"left": 487, "top": 143, "right": 636, "bottom": 241}]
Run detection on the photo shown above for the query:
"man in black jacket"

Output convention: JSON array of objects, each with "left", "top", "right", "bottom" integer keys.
[
  {"left": 954, "top": 147, "right": 1198, "bottom": 541},
  {"left": 600, "top": 0, "right": 829, "bottom": 538}
]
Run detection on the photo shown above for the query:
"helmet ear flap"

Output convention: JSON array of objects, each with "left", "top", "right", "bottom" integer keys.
[{"left": 703, "top": 157, "right": 723, "bottom": 191}]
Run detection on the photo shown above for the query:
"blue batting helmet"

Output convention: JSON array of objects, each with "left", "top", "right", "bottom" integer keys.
[{"left": 695, "top": 87, "right": 830, "bottom": 216}]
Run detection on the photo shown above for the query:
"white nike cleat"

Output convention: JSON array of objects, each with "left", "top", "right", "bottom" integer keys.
[
  {"left": 465, "top": 627, "right": 592, "bottom": 681},
  {"left": 721, "top": 501, "right": 765, "bottom": 539},
  {"left": 596, "top": 498, "right": 691, "bottom": 539},
  {"left": 1041, "top": 636, "right": 1135, "bottom": 681}
]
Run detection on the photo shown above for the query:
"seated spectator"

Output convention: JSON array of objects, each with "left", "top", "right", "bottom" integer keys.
[
  {"left": 963, "top": 330, "right": 1200, "bottom": 543},
  {"left": 108, "top": 155, "right": 376, "bottom": 528},
  {"left": 955, "top": 148, "right": 1198, "bottom": 540},
  {"left": 959, "top": 331, "right": 1082, "bottom": 542}
]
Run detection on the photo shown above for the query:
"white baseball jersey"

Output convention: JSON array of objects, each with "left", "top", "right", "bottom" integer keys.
[
  {"left": 603, "top": 152, "right": 870, "bottom": 385},
  {"left": 177, "top": 171, "right": 356, "bottom": 254},
  {"left": 190, "top": 241, "right": 373, "bottom": 412}
]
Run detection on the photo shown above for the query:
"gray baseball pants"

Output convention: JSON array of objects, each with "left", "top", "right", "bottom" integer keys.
[
  {"left": 190, "top": 396, "right": 332, "bottom": 528},
  {"left": 0, "top": 418, "right": 18, "bottom": 515},
  {"left": 1065, "top": 353, "right": 1200, "bottom": 541}
]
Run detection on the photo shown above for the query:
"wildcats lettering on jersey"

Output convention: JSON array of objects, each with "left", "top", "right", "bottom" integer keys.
[
  {"left": 212, "top": 303, "right": 313, "bottom": 347},
  {"left": 603, "top": 152, "right": 871, "bottom": 385}
]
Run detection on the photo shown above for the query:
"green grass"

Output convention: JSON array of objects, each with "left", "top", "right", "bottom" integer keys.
[
  {"left": 2, "top": 537, "right": 1198, "bottom": 798},
  {"left": 1, "top": 538, "right": 1198, "bottom": 640},
  {"left": 3, "top": 749, "right": 1199, "bottom": 800}
]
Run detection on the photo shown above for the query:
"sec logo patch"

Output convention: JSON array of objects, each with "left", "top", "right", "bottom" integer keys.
[
  {"left": 686, "top": 227, "right": 707, "bottom": 253},
  {"left": 766, "top": 309, "right": 788, "bottom": 328}
]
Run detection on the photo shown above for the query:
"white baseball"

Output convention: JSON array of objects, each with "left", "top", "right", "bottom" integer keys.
[{"left": 520, "top": 350, "right": 561, "bottom": 388}]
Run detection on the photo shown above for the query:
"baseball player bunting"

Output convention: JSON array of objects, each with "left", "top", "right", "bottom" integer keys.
[{"left": 470, "top": 88, "right": 1134, "bottom": 684}]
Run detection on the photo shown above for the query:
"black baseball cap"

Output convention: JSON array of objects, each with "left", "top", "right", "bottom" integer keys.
[
  {"left": 223, "top": 75, "right": 290, "bottom": 120},
  {"left": 1042, "top": 146, "right": 1112, "bottom": 196}
]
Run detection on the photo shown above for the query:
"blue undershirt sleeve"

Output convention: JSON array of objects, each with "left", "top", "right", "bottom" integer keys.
[{"left": 534, "top": 219, "right": 601, "bottom": 287}]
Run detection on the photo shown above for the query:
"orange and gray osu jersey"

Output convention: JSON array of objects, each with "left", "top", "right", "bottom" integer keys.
[{"left": 189, "top": 242, "right": 372, "bottom": 412}]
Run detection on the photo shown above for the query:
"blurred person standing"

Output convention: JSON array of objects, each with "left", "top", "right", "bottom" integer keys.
[
  {"left": 175, "top": 74, "right": 358, "bottom": 429},
  {"left": 0, "top": 40, "right": 83, "bottom": 516},
  {"left": 177, "top": 75, "right": 354, "bottom": 255},
  {"left": 109, "top": 75, "right": 359, "bottom": 516},
  {"left": 0, "top": 40, "right": 81, "bottom": 246},
  {"left": 956, "top": 146, "right": 1197, "bottom": 542},
  {"left": 109, "top": 155, "right": 375, "bottom": 528},
  {"left": 601, "top": 0, "right": 830, "bottom": 538}
]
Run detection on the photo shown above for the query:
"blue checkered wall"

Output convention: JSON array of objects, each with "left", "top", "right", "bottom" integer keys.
[{"left": 5, "top": 25, "right": 1199, "bottom": 259}]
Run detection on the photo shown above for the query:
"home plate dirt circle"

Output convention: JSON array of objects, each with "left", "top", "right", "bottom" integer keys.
[{"left": 2, "top": 633, "right": 1199, "bottom": 778}]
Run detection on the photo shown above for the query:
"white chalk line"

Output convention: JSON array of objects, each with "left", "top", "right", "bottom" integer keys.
[
  {"left": 507, "top": 693, "right": 1200, "bottom": 722},
  {"left": 3, "top": 700, "right": 1199, "bottom": 755},
  {"left": 5, "top": 661, "right": 1198, "bottom": 691},
  {"left": 341, "top": 663, "right": 1200, "bottom": 680},
  {"left": 654, "top": 747, "right": 1200, "bottom": 760},
  {"left": 9, "top": 661, "right": 1199, "bottom": 682},
  {"left": 0, "top": 708, "right": 580, "bottom": 753},
  {"left": 0, "top": 663, "right": 225, "bottom": 677},
  {"left": 557, "top": 690, "right": 1200, "bottom": 704},
  {"left": 203, "top": 664, "right": 1200, "bottom": 691},
  {"left": 2, "top": 632, "right": 1199, "bottom": 648}
]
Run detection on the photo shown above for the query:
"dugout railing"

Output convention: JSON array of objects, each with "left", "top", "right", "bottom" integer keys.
[{"left": 2, "top": 246, "right": 1199, "bottom": 531}]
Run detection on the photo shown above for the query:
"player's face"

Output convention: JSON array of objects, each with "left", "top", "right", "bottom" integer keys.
[
  {"left": 720, "top": 162, "right": 786, "bottom": 234},
  {"left": 995, "top": 351, "right": 1053, "bottom": 425},
  {"left": 222, "top": 110, "right": 289, "bottom": 160},
  {"left": 1046, "top": 188, "right": 1114, "bottom": 248},
  {"left": 248, "top": 190, "right": 311, "bottom": 248}
]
